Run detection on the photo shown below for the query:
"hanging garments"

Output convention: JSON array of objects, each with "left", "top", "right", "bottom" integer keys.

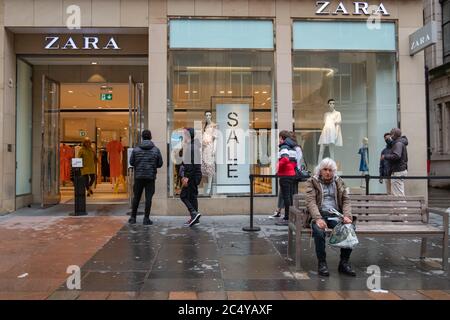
[{"left": 106, "top": 140, "right": 123, "bottom": 178}]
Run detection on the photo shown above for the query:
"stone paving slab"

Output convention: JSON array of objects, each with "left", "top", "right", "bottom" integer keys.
[{"left": 0, "top": 209, "right": 449, "bottom": 300}]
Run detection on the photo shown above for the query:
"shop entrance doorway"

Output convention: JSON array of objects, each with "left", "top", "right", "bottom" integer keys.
[{"left": 40, "top": 73, "right": 145, "bottom": 207}]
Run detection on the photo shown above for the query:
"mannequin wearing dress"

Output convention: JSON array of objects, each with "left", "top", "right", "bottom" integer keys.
[
  {"left": 358, "top": 137, "right": 369, "bottom": 187},
  {"left": 201, "top": 111, "right": 218, "bottom": 196},
  {"left": 318, "top": 99, "right": 343, "bottom": 162}
]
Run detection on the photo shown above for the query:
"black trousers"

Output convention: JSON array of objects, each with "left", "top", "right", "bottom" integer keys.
[
  {"left": 131, "top": 178, "right": 155, "bottom": 217},
  {"left": 83, "top": 174, "right": 96, "bottom": 191},
  {"left": 312, "top": 217, "right": 352, "bottom": 263},
  {"left": 279, "top": 176, "right": 295, "bottom": 220},
  {"left": 180, "top": 178, "right": 199, "bottom": 216}
]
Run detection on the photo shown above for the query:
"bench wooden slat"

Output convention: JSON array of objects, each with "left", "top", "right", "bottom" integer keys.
[
  {"left": 294, "top": 194, "right": 425, "bottom": 202},
  {"left": 296, "top": 224, "right": 443, "bottom": 234},
  {"left": 353, "top": 215, "right": 423, "bottom": 222},
  {"left": 348, "top": 195, "right": 425, "bottom": 201},
  {"left": 350, "top": 201, "right": 422, "bottom": 208},
  {"left": 352, "top": 208, "right": 422, "bottom": 215}
]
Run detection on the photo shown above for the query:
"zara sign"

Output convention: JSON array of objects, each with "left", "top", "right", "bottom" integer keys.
[
  {"left": 315, "top": 1, "right": 390, "bottom": 16},
  {"left": 44, "top": 36, "right": 121, "bottom": 50}
]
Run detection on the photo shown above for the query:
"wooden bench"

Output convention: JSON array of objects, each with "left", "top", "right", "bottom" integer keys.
[{"left": 288, "top": 194, "right": 449, "bottom": 271}]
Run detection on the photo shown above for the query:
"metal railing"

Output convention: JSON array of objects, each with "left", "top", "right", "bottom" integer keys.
[{"left": 243, "top": 174, "right": 450, "bottom": 232}]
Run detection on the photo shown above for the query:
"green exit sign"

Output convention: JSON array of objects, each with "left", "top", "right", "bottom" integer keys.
[{"left": 100, "top": 93, "right": 113, "bottom": 101}]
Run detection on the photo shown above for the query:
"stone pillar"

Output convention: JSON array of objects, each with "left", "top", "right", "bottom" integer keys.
[
  {"left": 1, "top": 29, "right": 16, "bottom": 213},
  {"left": 398, "top": 1, "right": 428, "bottom": 197},
  {"left": 275, "top": 0, "right": 293, "bottom": 132},
  {"left": 148, "top": 0, "right": 168, "bottom": 214}
]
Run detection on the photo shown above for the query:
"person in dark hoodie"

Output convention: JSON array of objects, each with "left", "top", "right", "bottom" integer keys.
[
  {"left": 275, "top": 130, "right": 298, "bottom": 226},
  {"left": 382, "top": 128, "right": 408, "bottom": 196},
  {"left": 180, "top": 127, "right": 203, "bottom": 227},
  {"left": 129, "top": 129, "right": 163, "bottom": 225},
  {"left": 379, "top": 132, "right": 393, "bottom": 194}
]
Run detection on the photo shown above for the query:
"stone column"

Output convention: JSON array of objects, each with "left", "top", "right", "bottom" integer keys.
[
  {"left": 148, "top": 0, "right": 168, "bottom": 214},
  {"left": 275, "top": 0, "right": 293, "bottom": 132}
]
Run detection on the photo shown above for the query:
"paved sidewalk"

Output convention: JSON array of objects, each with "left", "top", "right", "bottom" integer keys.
[{"left": 0, "top": 206, "right": 449, "bottom": 300}]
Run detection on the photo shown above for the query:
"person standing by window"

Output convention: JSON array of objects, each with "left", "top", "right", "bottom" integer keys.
[
  {"left": 275, "top": 130, "right": 298, "bottom": 226},
  {"left": 129, "top": 129, "right": 163, "bottom": 225}
]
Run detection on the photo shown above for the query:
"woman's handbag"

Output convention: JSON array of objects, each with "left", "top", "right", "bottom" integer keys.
[
  {"left": 294, "top": 145, "right": 311, "bottom": 182},
  {"left": 295, "top": 165, "right": 311, "bottom": 182}
]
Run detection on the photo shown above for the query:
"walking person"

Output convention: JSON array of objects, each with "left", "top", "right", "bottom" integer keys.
[
  {"left": 289, "top": 131, "right": 303, "bottom": 195},
  {"left": 275, "top": 130, "right": 298, "bottom": 226},
  {"left": 381, "top": 128, "right": 408, "bottom": 196},
  {"left": 179, "top": 128, "right": 203, "bottom": 227},
  {"left": 269, "top": 190, "right": 284, "bottom": 219},
  {"left": 305, "top": 158, "right": 356, "bottom": 277},
  {"left": 129, "top": 129, "right": 163, "bottom": 225},
  {"left": 78, "top": 137, "right": 97, "bottom": 197},
  {"left": 379, "top": 132, "right": 393, "bottom": 195}
]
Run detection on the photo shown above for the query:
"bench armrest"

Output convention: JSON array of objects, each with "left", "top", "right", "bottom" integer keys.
[
  {"left": 429, "top": 207, "right": 450, "bottom": 231},
  {"left": 429, "top": 207, "right": 450, "bottom": 217}
]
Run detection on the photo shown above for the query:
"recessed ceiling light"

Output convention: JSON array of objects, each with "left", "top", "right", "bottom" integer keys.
[
  {"left": 220, "top": 90, "right": 225, "bottom": 94},
  {"left": 91, "top": 62, "right": 98, "bottom": 65},
  {"left": 262, "top": 91, "right": 267, "bottom": 94},
  {"left": 227, "top": 91, "right": 232, "bottom": 94},
  {"left": 68, "top": 90, "right": 73, "bottom": 93},
  {"left": 193, "top": 91, "right": 198, "bottom": 94},
  {"left": 254, "top": 91, "right": 259, "bottom": 94},
  {"left": 184, "top": 91, "right": 189, "bottom": 94},
  {"left": 98, "top": 106, "right": 102, "bottom": 109}
]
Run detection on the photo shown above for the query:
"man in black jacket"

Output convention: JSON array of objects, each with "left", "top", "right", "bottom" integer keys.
[
  {"left": 180, "top": 128, "right": 203, "bottom": 227},
  {"left": 382, "top": 128, "right": 408, "bottom": 196},
  {"left": 379, "top": 132, "right": 393, "bottom": 194},
  {"left": 129, "top": 129, "right": 163, "bottom": 225}
]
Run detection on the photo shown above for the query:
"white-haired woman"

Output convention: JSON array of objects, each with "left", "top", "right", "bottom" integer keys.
[{"left": 305, "top": 158, "right": 356, "bottom": 277}]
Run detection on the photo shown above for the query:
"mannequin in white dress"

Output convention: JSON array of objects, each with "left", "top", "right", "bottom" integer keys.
[
  {"left": 201, "top": 111, "right": 218, "bottom": 195},
  {"left": 318, "top": 99, "right": 343, "bottom": 162}
]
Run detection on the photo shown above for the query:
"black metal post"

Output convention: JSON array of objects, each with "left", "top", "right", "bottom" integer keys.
[
  {"left": 365, "top": 174, "right": 370, "bottom": 195},
  {"left": 70, "top": 167, "right": 87, "bottom": 216},
  {"left": 243, "top": 175, "right": 260, "bottom": 232}
]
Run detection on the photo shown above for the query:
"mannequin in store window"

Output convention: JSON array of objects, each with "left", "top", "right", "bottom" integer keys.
[
  {"left": 106, "top": 132, "right": 123, "bottom": 191},
  {"left": 318, "top": 99, "right": 343, "bottom": 162},
  {"left": 358, "top": 137, "right": 369, "bottom": 188},
  {"left": 201, "top": 111, "right": 218, "bottom": 196}
]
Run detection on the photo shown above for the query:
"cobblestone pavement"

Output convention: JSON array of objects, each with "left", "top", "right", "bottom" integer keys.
[{"left": 0, "top": 205, "right": 449, "bottom": 300}]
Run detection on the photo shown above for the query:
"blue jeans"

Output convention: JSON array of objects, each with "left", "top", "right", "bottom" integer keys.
[{"left": 312, "top": 216, "right": 353, "bottom": 263}]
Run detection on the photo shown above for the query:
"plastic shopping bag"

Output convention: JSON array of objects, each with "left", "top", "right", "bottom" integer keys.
[{"left": 329, "top": 222, "right": 359, "bottom": 249}]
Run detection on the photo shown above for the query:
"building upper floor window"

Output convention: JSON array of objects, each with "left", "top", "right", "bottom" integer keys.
[
  {"left": 433, "top": 101, "right": 450, "bottom": 155},
  {"left": 443, "top": 0, "right": 450, "bottom": 63}
]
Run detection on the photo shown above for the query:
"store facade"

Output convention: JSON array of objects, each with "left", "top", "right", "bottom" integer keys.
[{"left": 0, "top": 0, "right": 427, "bottom": 215}]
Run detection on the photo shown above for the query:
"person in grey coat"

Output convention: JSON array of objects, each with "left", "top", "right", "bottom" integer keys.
[{"left": 129, "top": 129, "right": 163, "bottom": 225}]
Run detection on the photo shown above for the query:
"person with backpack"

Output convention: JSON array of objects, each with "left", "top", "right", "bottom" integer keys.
[{"left": 275, "top": 130, "right": 298, "bottom": 226}]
